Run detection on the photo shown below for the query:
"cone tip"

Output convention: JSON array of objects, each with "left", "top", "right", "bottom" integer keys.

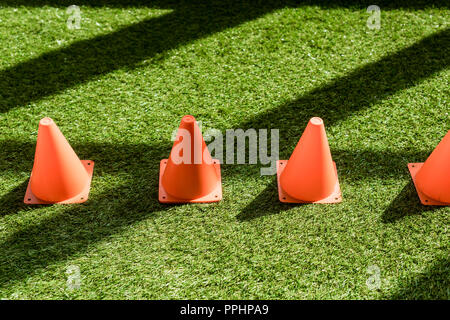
[
  {"left": 310, "top": 117, "right": 324, "bottom": 126},
  {"left": 39, "top": 117, "right": 54, "bottom": 126},
  {"left": 182, "top": 115, "right": 196, "bottom": 123}
]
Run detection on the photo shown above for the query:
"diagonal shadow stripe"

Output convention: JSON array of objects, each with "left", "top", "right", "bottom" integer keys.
[
  {"left": 386, "top": 256, "right": 450, "bottom": 299},
  {"left": 1, "top": 1, "right": 448, "bottom": 114},
  {"left": 381, "top": 180, "right": 440, "bottom": 223},
  {"left": 0, "top": 0, "right": 295, "bottom": 114},
  {"left": 236, "top": 28, "right": 450, "bottom": 145}
]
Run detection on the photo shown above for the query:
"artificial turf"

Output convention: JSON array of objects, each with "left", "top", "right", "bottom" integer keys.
[{"left": 0, "top": 0, "right": 449, "bottom": 299}]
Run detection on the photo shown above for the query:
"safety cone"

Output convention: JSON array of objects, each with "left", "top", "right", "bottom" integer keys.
[
  {"left": 276, "top": 117, "right": 342, "bottom": 203},
  {"left": 159, "top": 115, "right": 222, "bottom": 203},
  {"left": 408, "top": 131, "right": 450, "bottom": 206},
  {"left": 24, "top": 117, "right": 94, "bottom": 204}
]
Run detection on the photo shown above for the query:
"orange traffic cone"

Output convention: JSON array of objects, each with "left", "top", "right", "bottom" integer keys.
[
  {"left": 276, "top": 117, "right": 342, "bottom": 203},
  {"left": 24, "top": 117, "right": 94, "bottom": 204},
  {"left": 408, "top": 131, "right": 450, "bottom": 206},
  {"left": 159, "top": 115, "right": 222, "bottom": 203}
]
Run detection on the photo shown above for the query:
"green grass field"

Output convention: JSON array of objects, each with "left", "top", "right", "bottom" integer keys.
[{"left": 0, "top": 0, "right": 449, "bottom": 299}]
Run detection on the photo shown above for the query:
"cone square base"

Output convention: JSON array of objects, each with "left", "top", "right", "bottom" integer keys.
[
  {"left": 276, "top": 160, "right": 342, "bottom": 204},
  {"left": 408, "top": 163, "right": 449, "bottom": 206},
  {"left": 24, "top": 160, "right": 95, "bottom": 204},
  {"left": 159, "top": 159, "right": 222, "bottom": 203}
]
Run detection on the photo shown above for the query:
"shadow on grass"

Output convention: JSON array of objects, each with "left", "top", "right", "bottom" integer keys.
[
  {"left": 0, "top": 139, "right": 171, "bottom": 289},
  {"left": 0, "top": 141, "right": 36, "bottom": 216},
  {"left": 238, "top": 148, "right": 433, "bottom": 221},
  {"left": 237, "top": 178, "right": 295, "bottom": 221},
  {"left": 0, "top": 0, "right": 294, "bottom": 113},
  {"left": 238, "top": 29, "right": 450, "bottom": 149},
  {"left": 0, "top": 180, "right": 29, "bottom": 217},
  {"left": 386, "top": 257, "right": 449, "bottom": 299},
  {"left": 381, "top": 181, "right": 441, "bottom": 223},
  {"left": 0, "top": 2, "right": 449, "bottom": 114}
]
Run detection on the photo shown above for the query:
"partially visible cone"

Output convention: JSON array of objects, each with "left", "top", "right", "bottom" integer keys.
[
  {"left": 277, "top": 117, "right": 342, "bottom": 203},
  {"left": 24, "top": 117, "right": 94, "bottom": 204},
  {"left": 159, "top": 115, "right": 222, "bottom": 203},
  {"left": 408, "top": 131, "right": 450, "bottom": 205}
]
